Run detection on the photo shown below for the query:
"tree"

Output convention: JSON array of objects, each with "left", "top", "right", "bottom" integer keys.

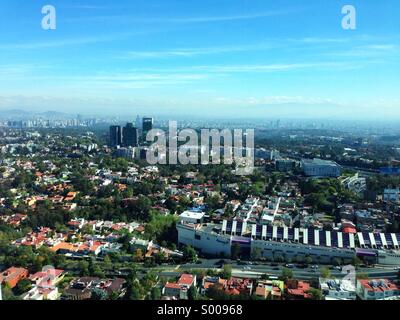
[
  {"left": 134, "top": 249, "right": 143, "bottom": 262},
  {"left": 92, "top": 287, "right": 108, "bottom": 300},
  {"left": 251, "top": 247, "right": 262, "bottom": 260},
  {"left": 281, "top": 267, "right": 293, "bottom": 280},
  {"left": 206, "top": 283, "right": 229, "bottom": 300},
  {"left": 103, "top": 255, "right": 112, "bottom": 270},
  {"left": 305, "top": 256, "right": 313, "bottom": 265},
  {"left": 188, "top": 285, "right": 198, "bottom": 300},
  {"left": 307, "top": 288, "right": 324, "bottom": 300},
  {"left": 356, "top": 272, "right": 369, "bottom": 280},
  {"left": 1, "top": 283, "right": 18, "bottom": 300},
  {"left": 14, "top": 278, "right": 32, "bottom": 296},
  {"left": 183, "top": 246, "right": 197, "bottom": 263},
  {"left": 221, "top": 264, "right": 232, "bottom": 279},
  {"left": 320, "top": 267, "right": 331, "bottom": 279},
  {"left": 351, "top": 256, "right": 362, "bottom": 267},
  {"left": 151, "top": 287, "right": 162, "bottom": 300},
  {"left": 78, "top": 260, "right": 90, "bottom": 276}
]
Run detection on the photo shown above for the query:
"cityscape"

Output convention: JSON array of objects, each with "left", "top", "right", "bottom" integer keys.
[{"left": 1, "top": 0, "right": 400, "bottom": 310}]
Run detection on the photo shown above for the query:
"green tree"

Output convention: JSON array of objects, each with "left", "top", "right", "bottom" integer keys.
[
  {"left": 281, "top": 267, "right": 293, "bottom": 280},
  {"left": 151, "top": 287, "right": 162, "bottom": 300},
  {"left": 188, "top": 285, "right": 198, "bottom": 300},
  {"left": 221, "top": 264, "right": 232, "bottom": 279},
  {"left": 320, "top": 267, "right": 331, "bottom": 279},
  {"left": 92, "top": 287, "right": 108, "bottom": 300},
  {"left": 307, "top": 288, "right": 324, "bottom": 300},
  {"left": 356, "top": 272, "right": 369, "bottom": 280},
  {"left": 14, "top": 278, "right": 32, "bottom": 295},
  {"left": 305, "top": 256, "right": 313, "bottom": 265},
  {"left": 183, "top": 246, "right": 198, "bottom": 263}
]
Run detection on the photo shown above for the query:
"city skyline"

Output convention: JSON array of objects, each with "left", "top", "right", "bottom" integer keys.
[{"left": 0, "top": 0, "right": 399, "bottom": 119}]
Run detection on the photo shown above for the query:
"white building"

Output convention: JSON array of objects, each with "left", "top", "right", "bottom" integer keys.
[
  {"left": 179, "top": 211, "right": 205, "bottom": 224},
  {"left": 302, "top": 158, "right": 341, "bottom": 177},
  {"left": 319, "top": 278, "right": 356, "bottom": 300},
  {"left": 383, "top": 189, "right": 400, "bottom": 202}
]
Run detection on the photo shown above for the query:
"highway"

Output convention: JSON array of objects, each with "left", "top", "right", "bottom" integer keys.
[{"left": 156, "top": 258, "right": 399, "bottom": 280}]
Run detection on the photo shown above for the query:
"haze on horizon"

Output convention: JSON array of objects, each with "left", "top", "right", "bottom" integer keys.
[{"left": 0, "top": 0, "right": 399, "bottom": 120}]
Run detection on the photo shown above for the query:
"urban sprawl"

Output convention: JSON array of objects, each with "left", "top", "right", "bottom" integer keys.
[{"left": 1, "top": 115, "right": 400, "bottom": 301}]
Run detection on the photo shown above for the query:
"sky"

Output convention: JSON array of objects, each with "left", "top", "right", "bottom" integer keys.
[{"left": 0, "top": 0, "right": 399, "bottom": 120}]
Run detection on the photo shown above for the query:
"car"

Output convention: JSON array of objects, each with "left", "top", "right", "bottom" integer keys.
[
  {"left": 335, "top": 266, "right": 342, "bottom": 271},
  {"left": 272, "top": 267, "right": 280, "bottom": 271},
  {"left": 285, "top": 264, "right": 295, "bottom": 268},
  {"left": 270, "top": 263, "right": 278, "bottom": 267},
  {"left": 393, "top": 266, "right": 400, "bottom": 270},
  {"left": 243, "top": 266, "right": 251, "bottom": 270},
  {"left": 196, "top": 260, "right": 202, "bottom": 264},
  {"left": 214, "top": 259, "right": 226, "bottom": 266},
  {"left": 310, "top": 265, "right": 319, "bottom": 269}
]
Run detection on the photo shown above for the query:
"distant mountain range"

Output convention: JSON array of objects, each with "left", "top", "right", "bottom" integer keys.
[{"left": 0, "top": 109, "right": 76, "bottom": 119}]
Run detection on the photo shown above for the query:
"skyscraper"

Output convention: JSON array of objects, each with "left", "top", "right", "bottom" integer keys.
[
  {"left": 109, "top": 125, "right": 122, "bottom": 147},
  {"left": 122, "top": 123, "right": 139, "bottom": 147},
  {"left": 135, "top": 115, "right": 141, "bottom": 130},
  {"left": 142, "top": 117, "right": 153, "bottom": 137}
]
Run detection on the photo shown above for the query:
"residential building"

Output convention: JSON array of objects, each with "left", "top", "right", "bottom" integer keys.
[
  {"left": 383, "top": 188, "right": 400, "bottom": 202},
  {"left": 357, "top": 279, "right": 400, "bottom": 300},
  {"left": 162, "top": 273, "right": 197, "bottom": 300},
  {"left": 319, "top": 278, "right": 356, "bottom": 300},
  {"left": 0, "top": 267, "right": 29, "bottom": 289},
  {"left": 254, "top": 279, "right": 284, "bottom": 300},
  {"left": 285, "top": 279, "right": 312, "bottom": 300}
]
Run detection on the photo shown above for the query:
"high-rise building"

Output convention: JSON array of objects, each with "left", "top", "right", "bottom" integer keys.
[
  {"left": 122, "top": 123, "right": 139, "bottom": 147},
  {"left": 135, "top": 115, "right": 141, "bottom": 130},
  {"left": 109, "top": 125, "right": 122, "bottom": 147},
  {"left": 142, "top": 117, "right": 153, "bottom": 136}
]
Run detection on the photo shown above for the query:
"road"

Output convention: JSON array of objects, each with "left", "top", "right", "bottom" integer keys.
[{"left": 156, "top": 258, "right": 399, "bottom": 280}]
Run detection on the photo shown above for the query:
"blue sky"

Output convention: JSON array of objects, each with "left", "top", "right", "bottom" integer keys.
[{"left": 0, "top": 0, "right": 399, "bottom": 119}]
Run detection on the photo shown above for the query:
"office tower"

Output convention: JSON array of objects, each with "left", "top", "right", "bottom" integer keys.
[
  {"left": 135, "top": 115, "right": 141, "bottom": 130},
  {"left": 142, "top": 117, "right": 153, "bottom": 136},
  {"left": 109, "top": 125, "right": 122, "bottom": 147},
  {"left": 122, "top": 123, "right": 139, "bottom": 147}
]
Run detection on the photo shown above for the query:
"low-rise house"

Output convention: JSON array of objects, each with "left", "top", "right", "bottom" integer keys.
[
  {"left": 319, "top": 278, "right": 356, "bottom": 300},
  {"left": 163, "top": 273, "right": 197, "bottom": 300},
  {"left": 201, "top": 276, "right": 228, "bottom": 295},
  {"left": 285, "top": 279, "right": 312, "bottom": 300},
  {"left": 357, "top": 279, "right": 400, "bottom": 300},
  {"left": 0, "top": 267, "right": 29, "bottom": 288},
  {"left": 254, "top": 279, "right": 284, "bottom": 300},
  {"left": 23, "top": 285, "right": 59, "bottom": 300},
  {"left": 225, "top": 277, "right": 253, "bottom": 296},
  {"left": 29, "top": 268, "right": 65, "bottom": 287},
  {"left": 63, "top": 276, "right": 127, "bottom": 300}
]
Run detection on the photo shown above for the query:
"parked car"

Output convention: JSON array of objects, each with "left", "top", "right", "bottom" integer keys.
[{"left": 285, "top": 264, "right": 295, "bottom": 268}]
